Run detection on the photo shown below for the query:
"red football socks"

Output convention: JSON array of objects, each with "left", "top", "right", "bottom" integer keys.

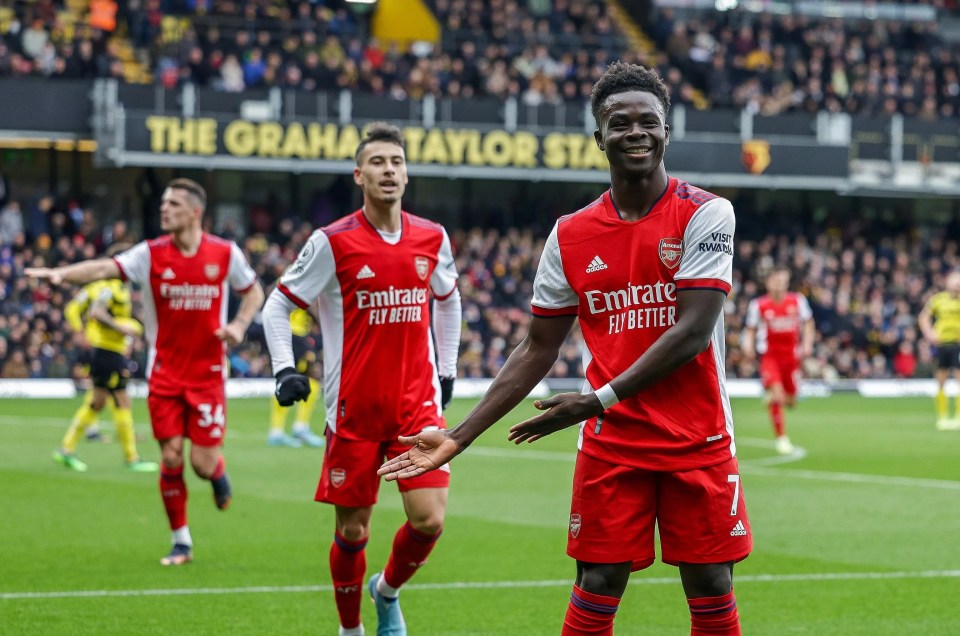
[
  {"left": 159, "top": 464, "right": 187, "bottom": 531},
  {"left": 330, "top": 531, "right": 368, "bottom": 629},
  {"left": 382, "top": 522, "right": 441, "bottom": 590},
  {"left": 561, "top": 585, "right": 619, "bottom": 635},
  {"left": 769, "top": 402, "right": 785, "bottom": 437},
  {"left": 688, "top": 590, "right": 741, "bottom": 635}
]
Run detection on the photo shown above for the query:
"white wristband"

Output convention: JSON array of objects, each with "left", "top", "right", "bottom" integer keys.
[{"left": 594, "top": 383, "right": 620, "bottom": 410}]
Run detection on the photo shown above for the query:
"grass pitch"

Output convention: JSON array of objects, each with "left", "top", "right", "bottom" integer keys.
[{"left": 2, "top": 394, "right": 960, "bottom": 634}]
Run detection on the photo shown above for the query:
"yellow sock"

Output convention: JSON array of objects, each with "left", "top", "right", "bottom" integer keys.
[
  {"left": 936, "top": 389, "right": 948, "bottom": 419},
  {"left": 113, "top": 407, "right": 138, "bottom": 463},
  {"left": 295, "top": 379, "right": 320, "bottom": 425},
  {"left": 270, "top": 398, "right": 289, "bottom": 434},
  {"left": 62, "top": 402, "right": 99, "bottom": 453}
]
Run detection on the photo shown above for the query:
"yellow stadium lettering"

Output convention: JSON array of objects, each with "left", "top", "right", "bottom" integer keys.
[
  {"left": 481, "top": 131, "right": 512, "bottom": 167},
  {"left": 257, "top": 122, "right": 283, "bottom": 157},
  {"left": 280, "top": 122, "right": 308, "bottom": 158},
  {"left": 420, "top": 128, "right": 450, "bottom": 164},
  {"left": 443, "top": 129, "right": 473, "bottom": 165},
  {"left": 308, "top": 123, "right": 339, "bottom": 158},
  {"left": 196, "top": 118, "right": 217, "bottom": 155},
  {"left": 542, "top": 132, "right": 568, "bottom": 169},
  {"left": 465, "top": 130, "right": 485, "bottom": 165},
  {"left": 402, "top": 127, "right": 425, "bottom": 163},
  {"left": 146, "top": 117, "right": 218, "bottom": 155},
  {"left": 583, "top": 137, "right": 608, "bottom": 170},
  {"left": 564, "top": 134, "right": 585, "bottom": 169},
  {"left": 224, "top": 120, "right": 257, "bottom": 157},
  {"left": 513, "top": 132, "right": 539, "bottom": 168},
  {"left": 146, "top": 116, "right": 176, "bottom": 153},
  {"left": 337, "top": 125, "right": 361, "bottom": 160}
]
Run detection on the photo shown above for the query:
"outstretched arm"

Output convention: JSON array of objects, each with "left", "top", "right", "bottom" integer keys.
[
  {"left": 508, "top": 289, "right": 726, "bottom": 443},
  {"left": 378, "top": 314, "right": 576, "bottom": 480},
  {"left": 25, "top": 258, "right": 120, "bottom": 286}
]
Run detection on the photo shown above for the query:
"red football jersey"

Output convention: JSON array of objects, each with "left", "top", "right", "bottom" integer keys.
[
  {"left": 114, "top": 234, "right": 257, "bottom": 393},
  {"left": 531, "top": 179, "right": 737, "bottom": 471},
  {"left": 745, "top": 293, "right": 812, "bottom": 359},
  {"left": 276, "top": 210, "right": 458, "bottom": 442}
]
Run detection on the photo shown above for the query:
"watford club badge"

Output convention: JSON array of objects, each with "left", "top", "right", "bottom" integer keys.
[
  {"left": 741, "top": 140, "right": 771, "bottom": 175},
  {"left": 204, "top": 264, "right": 220, "bottom": 280},
  {"left": 414, "top": 256, "right": 429, "bottom": 280},
  {"left": 658, "top": 238, "right": 683, "bottom": 269}
]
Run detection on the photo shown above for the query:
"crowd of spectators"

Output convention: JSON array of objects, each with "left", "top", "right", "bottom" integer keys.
[
  {"left": 142, "top": 0, "right": 642, "bottom": 106},
  {"left": 1, "top": 187, "right": 957, "bottom": 384},
  {"left": 3, "top": 0, "right": 959, "bottom": 121},
  {"left": 0, "top": 0, "right": 127, "bottom": 80},
  {"left": 648, "top": 5, "right": 960, "bottom": 119}
]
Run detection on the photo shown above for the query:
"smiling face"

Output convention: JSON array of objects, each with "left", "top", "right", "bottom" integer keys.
[
  {"left": 594, "top": 90, "right": 669, "bottom": 179},
  {"left": 354, "top": 140, "right": 408, "bottom": 205}
]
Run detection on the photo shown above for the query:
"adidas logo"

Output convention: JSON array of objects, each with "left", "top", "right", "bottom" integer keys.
[
  {"left": 356, "top": 264, "right": 376, "bottom": 279},
  {"left": 161, "top": 268, "right": 176, "bottom": 280},
  {"left": 585, "top": 256, "right": 608, "bottom": 273},
  {"left": 730, "top": 520, "right": 748, "bottom": 537}
]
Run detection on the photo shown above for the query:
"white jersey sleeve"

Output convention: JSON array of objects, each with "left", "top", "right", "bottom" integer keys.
[
  {"left": 796, "top": 293, "right": 813, "bottom": 320},
  {"left": 531, "top": 222, "right": 578, "bottom": 315},
  {"left": 262, "top": 291, "right": 297, "bottom": 374},
  {"left": 113, "top": 241, "right": 151, "bottom": 285},
  {"left": 745, "top": 298, "right": 760, "bottom": 329},
  {"left": 430, "top": 228, "right": 459, "bottom": 300},
  {"left": 276, "top": 230, "right": 338, "bottom": 308},
  {"left": 228, "top": 242, "right": 257, "bottom": 292},
  {"left": 675, "top": 198, "right": 735, "bottom": 294}
]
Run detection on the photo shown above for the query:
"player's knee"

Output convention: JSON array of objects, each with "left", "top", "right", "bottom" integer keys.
[
  {"left": 160, "top": 444, "right": 184, "bottom": 468},
  {"left": 337, "top": 521, "right": 369, "bottom": 543},
  {"left": 680, "top": 563, "right": 733, "bottom": 598},
  {"left": 408, "top": 512, "right": 445, "bottom": 536},
  {"left": 577, "top": 562, "right": 630, "bottom": 598}
]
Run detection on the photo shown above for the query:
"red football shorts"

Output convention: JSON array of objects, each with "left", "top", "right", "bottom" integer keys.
[
  {"left": 147, "top": 383, "right": 227, "bottom": 447},
  {"left": 316, "top": 427, "right": 451, "bottom": 507},
  {"left": 567, "top": 452, "right": 752, "bottom": 570},
  {"left": 760, "top": 355, "right": 801, "bottom": 396}
]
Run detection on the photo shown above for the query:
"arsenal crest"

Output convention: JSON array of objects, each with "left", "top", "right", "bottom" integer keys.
[
  {"left": 569, "top": 513, "right": 582, "bottom": 538},
  {"left": 658, "top": 238, "right": 682, "bottom": 269},
  {"left": 204, "top": 263, "right": 220, "bottom": 280},
  {"left": 414, "top": 256, "right": 429, "bottom": 280},
  {"left": 330, "top": 468, "right": 346, "bottom": 488}
]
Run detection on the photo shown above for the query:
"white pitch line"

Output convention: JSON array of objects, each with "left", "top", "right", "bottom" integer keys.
[{"left": 4, "top": 569, "right": 960, "bottom": 601}]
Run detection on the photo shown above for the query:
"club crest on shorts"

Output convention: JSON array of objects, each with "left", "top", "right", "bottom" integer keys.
[
  {"left": 658, "top": 238, "right": 683, "bottom": 269},
  {"left": 204, "top": 263, "right": 220, "bottom": 280},
  {"left": 569, "top": 513, "right": 582, "bottom": 538},
  {"left": 414, "top": 256, "right": 429, "bottom": 280},
  {"left": 330, "top": 468, "right": 347, "bottom": 488}
]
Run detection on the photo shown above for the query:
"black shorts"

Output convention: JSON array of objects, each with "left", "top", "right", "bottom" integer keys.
[
  {"left": 90, "top": 349, "right": 131, "bottom": 390},
  {"left": 937, "top": 344, "right": 960, "bottom": 370}
]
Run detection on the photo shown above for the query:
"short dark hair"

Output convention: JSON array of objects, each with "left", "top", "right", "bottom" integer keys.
[
  {"left": 167, "top": 178, "right": 207, "bottom": 210},
  {"left": 590, "top": 61, "right": 671, "bottom": 128},
  {"left": 355, "top": 122, "right": 405, "bottom": 164}
]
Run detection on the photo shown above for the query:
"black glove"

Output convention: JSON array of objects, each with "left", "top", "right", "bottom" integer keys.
[
  {"left": 439, "top": 376, "right": 455, "bottom": 410},
  {"left": 275, "top": 367, "right": 311, "bottom": 407}
]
